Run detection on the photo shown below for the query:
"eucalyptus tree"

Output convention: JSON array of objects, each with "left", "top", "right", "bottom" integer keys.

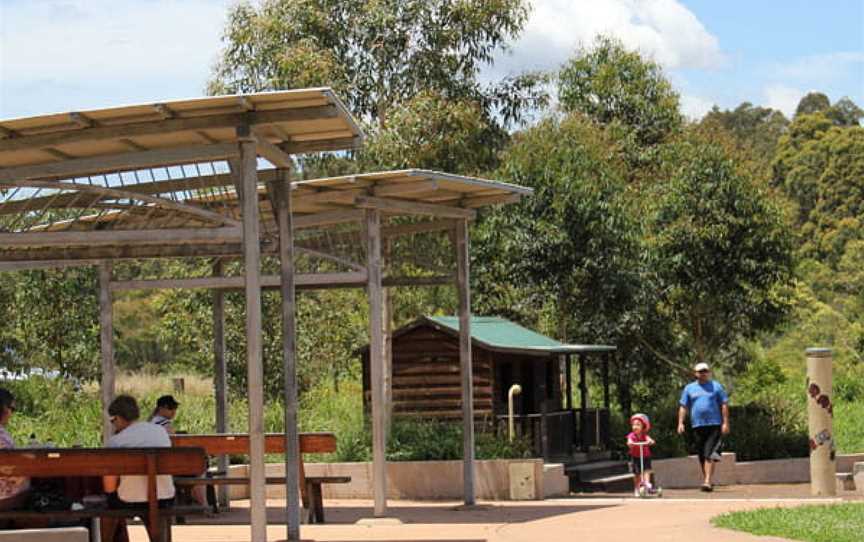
[{"left": 209, "top": 0, "right": 544, "bottom": 128}]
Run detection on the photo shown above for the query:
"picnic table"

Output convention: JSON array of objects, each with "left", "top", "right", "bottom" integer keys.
[
  {"left": 0, "top": 446, "right": 208, "bottom": 542},
  {"left": 170, "top": 432, "right": 350, "bottom": 523}
]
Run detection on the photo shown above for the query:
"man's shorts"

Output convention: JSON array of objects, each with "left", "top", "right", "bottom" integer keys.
[
  {"left": 629, "top": 456, "right": 652, "bottom": 474},
  {"left": 693, "top": 425, "right": 723, "bottom": 463}
]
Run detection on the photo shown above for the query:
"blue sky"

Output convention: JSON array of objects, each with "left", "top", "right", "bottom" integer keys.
[{"left": 1, "top": 0, "right": 862, "bottom": 120}]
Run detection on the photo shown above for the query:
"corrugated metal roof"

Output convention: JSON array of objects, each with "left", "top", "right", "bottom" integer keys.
[{"left": 426, "top": 316, "right": 616, "bottom": 355}]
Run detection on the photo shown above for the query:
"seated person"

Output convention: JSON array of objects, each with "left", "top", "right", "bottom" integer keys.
[
  {"left": 148, "top": 395, "right": 179, "bottom": 435},
  {"left": 101, "top": 395, "right": 174, "bottom": 542},
  {"left": 0, "top": 387, "right": 30, "bottom": 512}
]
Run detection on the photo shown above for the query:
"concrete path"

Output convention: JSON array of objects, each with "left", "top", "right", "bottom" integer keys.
[{"left": 128, "top": 485, "right": 856, "bottom": 542}]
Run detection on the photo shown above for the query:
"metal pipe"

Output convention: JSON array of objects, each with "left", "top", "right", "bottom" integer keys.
[{"left": 508, "top": 384, "right": 522, "bottom": 442}]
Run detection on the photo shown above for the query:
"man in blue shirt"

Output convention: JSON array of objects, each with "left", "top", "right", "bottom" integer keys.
[{"left": 677, "top": 362, "right": 730, "bottom": 492}]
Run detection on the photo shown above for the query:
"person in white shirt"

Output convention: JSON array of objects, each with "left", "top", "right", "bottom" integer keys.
[
  {"left": 148, "top": 395, "right": 178, "bottom": 435},
  {"left": 101, "top": 395, "right": 174, "bottom": 542}
]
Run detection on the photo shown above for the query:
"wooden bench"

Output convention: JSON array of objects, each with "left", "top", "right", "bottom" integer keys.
[
  {"left": 170, "top": 433, "right": 350, "bottom": 523},
  {"left": 0, "top": 447, "right": 207, "bottom": 542}
]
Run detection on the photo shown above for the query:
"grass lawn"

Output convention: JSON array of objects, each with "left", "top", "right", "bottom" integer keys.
[{"left": 712, "top": 503, "right": 864, "bottom": 542}]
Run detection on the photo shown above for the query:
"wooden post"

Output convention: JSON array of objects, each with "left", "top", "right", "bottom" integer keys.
[
  {"left": 455, "top": 219, "right": 475, "bottom": 505},
  {"left": 539, "top": 362, "right": 549, "bottom": 462},
  {"left": 579, "top": 354, "right": 588, "bottom": 452},
  {"left": 366, "top": 209, "right": 388, "bottom": 517},
  {"left": 603, "top": 353, "right": 611, "bottom": 450},
  {"left": 238, "top": 132, "right": 267, "bottom": 542},
  {"left": 212, "top": 259, "right": 230, "bottom": 510},
  {"left": 806, "top": 347, "right": 836, "bottom": 497},
  {"left": 269, "top": 173, "right": 302, "bottom": 541},
  {"left": 98, "top": 262, "right": 115, "bottom": 445},
  {"left": 383, "top": 239, "right": 393, "bottom": 442},
  {"left": 565, "top": 354, "right": 573, "bottom": 411}
]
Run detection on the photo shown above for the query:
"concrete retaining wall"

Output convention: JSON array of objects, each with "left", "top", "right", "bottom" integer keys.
[
  {"left": 227, "top": 458, "right": 569, "bottom": 501},
  {"left": 652, "top": 453, "right": 737, "bottom": 488},
  {"left": 225, "top": 453, "right": 864, "bottom": 499}
]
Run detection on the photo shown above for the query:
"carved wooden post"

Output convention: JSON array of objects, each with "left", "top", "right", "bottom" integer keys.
[{"left": 806, "top": 347, "right": 836, "bottom": 496}]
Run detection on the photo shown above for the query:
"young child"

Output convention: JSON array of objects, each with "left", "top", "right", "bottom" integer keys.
[{"left": 627, "top": 413, "right": 656, "bottom": 496}]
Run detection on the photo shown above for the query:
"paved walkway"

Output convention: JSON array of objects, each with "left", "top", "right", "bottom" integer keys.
[{"left": 129, "top": 485, "right": 858, "bottom": 542}]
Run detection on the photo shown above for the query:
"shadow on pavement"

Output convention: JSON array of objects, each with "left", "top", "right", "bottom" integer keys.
[{"left": 180, "top": 502, "right": 620, "bottom": 526}]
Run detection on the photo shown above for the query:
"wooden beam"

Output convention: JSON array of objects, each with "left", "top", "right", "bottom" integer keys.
[
  {"left": 372, "top": 180, "right": 438, "bottom": 197},
  {"left": 0, "top": 242, "right": 255, "bottom": 263},
  {"left": 153, "top": 104, "right": 177, "bottom": 119},
  {"left": 212, "top": 259, "right": 230, "bottom": 510},
  {"left": 293, "top": 188, "right": 361, "bottom": 207},
  {"left": 455, "top": 219, "right": 475, "bottom": 505},
  {"left": 280, "top": 136, "right": 361, "bottom": 155},
  {"left": 0, "top": 227, "right": 242, "bottom": 248},
  {"left": 239, "top": 134, "right": 267, "bottom": 542},
  {"left": 0, "top": 106, "right": 340, "bottom": 152},
  {"left": 356, "top": 195, "right": 476, "bottom": 220},
  {"left": 108, "top": 272, "right": 367, "bottom": 292},
  {"left": 99, "top": 263, "right": 115, "bottom": 445},
  {"left": 254, "top": 134, "right": 294, "bottom": 169},
  {"left": 69, "top": 112, "right": 95, "bottom": 128},
  {"left": 366, "top": 208, "right": 388, "bottom": 517},
  {"left": 0, "top": 143, "right": 240, "bottom": 182},
  {"left": 292, "top": 209, "right": 364, "bottom": 229},
  {"left": 270, "top": 172, "right": 302, "bottom": 541}
]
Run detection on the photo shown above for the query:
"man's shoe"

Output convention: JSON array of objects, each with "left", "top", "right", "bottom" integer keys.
[{"left": 700, "top": 484, "right": 713, "bottom": 492}]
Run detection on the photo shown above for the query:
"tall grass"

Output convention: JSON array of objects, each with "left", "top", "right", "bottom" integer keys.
[{"left": 1, "top": 373, "right": 533, "bottom": 461}]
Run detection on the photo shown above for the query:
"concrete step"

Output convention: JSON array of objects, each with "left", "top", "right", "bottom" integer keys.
[
  {"left": 570, "top": 472, "right": 634, "bottom": 493},
  {"left": 566, "top": 459, "right": 632, "bottom": 493},
  {"left": 566, "top": 460, "right": 628, "bottom": 481}
]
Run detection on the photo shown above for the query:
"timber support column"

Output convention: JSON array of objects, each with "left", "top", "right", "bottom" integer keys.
[
  {"left": 366, "top": 209, "right": 388, "bottom": 517},
  {"left": 238, "top": 130, "right": 267, "bottom": 541},
  {"left": 99, "top": 262, "right": 115, "bottom": 444},
  {"left": 806, "top": 347, "right": 836, "bottom": 496},
  {"left": 212, "top": 259, "right": 230, "bottom": 510},
  {"left": 269, "top": 172, "right": 302, "bottom": 542},
  {"left": 455, "top": 219, "right": 476, "bottom": 505}
]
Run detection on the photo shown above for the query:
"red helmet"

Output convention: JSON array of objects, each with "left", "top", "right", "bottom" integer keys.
[{"left": 630, "top": 413, "right": 651, "bottom": 431}]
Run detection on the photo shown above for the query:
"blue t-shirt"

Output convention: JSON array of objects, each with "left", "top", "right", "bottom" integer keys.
[{"left": 679, "top": 380, "right": 728, "bottom": 428}]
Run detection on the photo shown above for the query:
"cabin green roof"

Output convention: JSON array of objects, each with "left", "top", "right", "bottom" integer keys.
[{"left": 425, "top": 316, "right": 615, "bottom": 355}]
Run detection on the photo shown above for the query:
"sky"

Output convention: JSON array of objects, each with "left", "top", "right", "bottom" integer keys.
[{"left": 0, "top": 0, "right": 862, "bottom": 121}]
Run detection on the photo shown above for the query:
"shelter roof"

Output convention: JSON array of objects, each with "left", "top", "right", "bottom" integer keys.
[
  {"left": 359, "top": 315, "right": 616, "bottom": 357},
  {"left": 0, "top": 88, "right": 362, "bottom": 170}
]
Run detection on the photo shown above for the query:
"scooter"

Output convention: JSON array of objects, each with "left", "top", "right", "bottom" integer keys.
[{"left": 633, "top": 441, "right": 663, "bottom": 498}]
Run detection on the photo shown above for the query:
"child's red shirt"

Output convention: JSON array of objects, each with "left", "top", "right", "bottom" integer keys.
[{"left": 627, "top": 431, "right": 652, "bottom": 458}]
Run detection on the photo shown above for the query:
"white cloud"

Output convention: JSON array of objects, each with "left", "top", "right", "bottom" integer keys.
[
  {"left": 0, "top": 0, "right": 231, "bottom": 116},
  {"left": 490, "top": 0, "right": 724, "bottom": 79},
  {"left": 763, "top": 84, "right": 805, "bottom": 118},
  {"left": 680, "top": 94, "right": 717, "bottom": 120}
]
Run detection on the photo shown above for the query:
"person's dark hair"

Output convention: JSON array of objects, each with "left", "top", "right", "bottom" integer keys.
[
  {"left": 156, "top": 395, "right": 179, "bottom": 410},
  {"left": 108, "top": 395, "right": 140, "bottom": 422},
  {"left": 0, "top": 387, "right": 14, "bottom": 413}
]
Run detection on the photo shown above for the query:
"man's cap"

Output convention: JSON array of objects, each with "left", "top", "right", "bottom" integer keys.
[
  {"left": 156, "top": 395, "right": 179, "bottom": 409},
  {"left": 694, "top": 362, "right": 711, "bottom": 372}
]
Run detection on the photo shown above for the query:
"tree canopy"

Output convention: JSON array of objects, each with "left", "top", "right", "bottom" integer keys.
[
  {"left": 209, "top": 0, "right": 543, "bottom": 127},
  {"left": 557, "top": 36, "right": 682, "bottom": 148}
]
